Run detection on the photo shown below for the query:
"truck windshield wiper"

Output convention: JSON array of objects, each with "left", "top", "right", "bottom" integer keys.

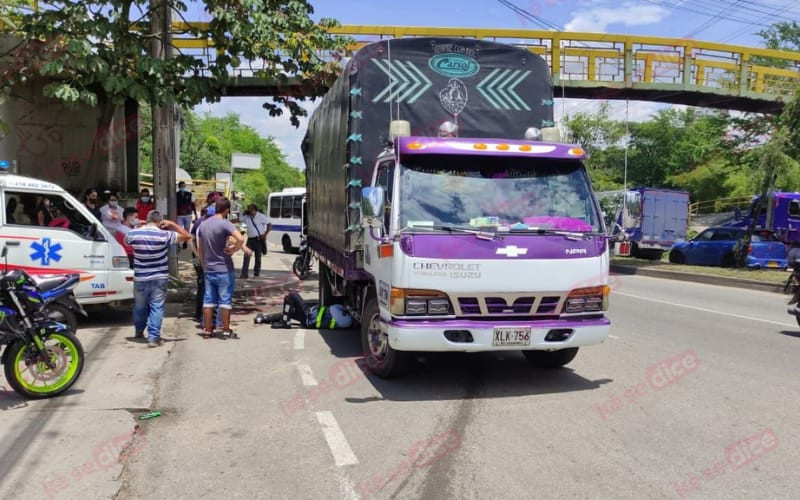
[
  {"left": 401, "top": 224, "right": 497, "bottom": 240},
  {"left": 508, "top": 227, "right": 598, "bottom": 240}
]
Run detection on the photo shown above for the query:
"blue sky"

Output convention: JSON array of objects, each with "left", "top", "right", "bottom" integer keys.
[{"left": 196, "top": 0, "right": 800, "bottom": 170}]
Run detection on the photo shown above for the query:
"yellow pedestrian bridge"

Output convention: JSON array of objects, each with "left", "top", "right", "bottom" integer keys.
[{"left": 172, "top": 24, "right": 800, "bottom": 113}]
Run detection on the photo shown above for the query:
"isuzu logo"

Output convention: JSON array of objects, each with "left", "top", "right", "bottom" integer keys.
[{"left": 496, "top": 245, "right": 528, "bottom": 257}]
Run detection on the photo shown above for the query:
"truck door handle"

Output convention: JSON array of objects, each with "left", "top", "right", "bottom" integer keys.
[{"left": 5, "top": 241, "right": 20, "bottom": 247}]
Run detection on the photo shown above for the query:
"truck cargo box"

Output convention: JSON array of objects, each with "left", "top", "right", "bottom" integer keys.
[{"left": 302, "top": 37, "right": 554, "bottom": 256}]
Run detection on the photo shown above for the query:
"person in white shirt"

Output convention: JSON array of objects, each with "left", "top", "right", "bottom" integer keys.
[
  {"left": 241, "top": 203, "right": 270, "bottom": 279},
  {"left": 100, "top": 193, "right": 124, "bottom": 231}
]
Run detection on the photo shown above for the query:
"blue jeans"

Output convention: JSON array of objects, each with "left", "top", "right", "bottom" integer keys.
[
  {"left": 204, "top": 271, "right": 235, "bottom": 310},
  {"left": 133, "top": 279, "right": 168, "bottom": 342}
]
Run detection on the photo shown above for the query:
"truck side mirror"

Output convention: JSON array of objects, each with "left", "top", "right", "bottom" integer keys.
[
  {"left": 361, "top": 187, "right": 385, "bottom": 229},
  {"left": 1, "top": 246, "right": 6, "bottom": 259}
]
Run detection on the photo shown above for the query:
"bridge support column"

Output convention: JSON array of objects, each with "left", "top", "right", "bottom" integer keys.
[{"left": 151, "top": 0, "right": 178, "bottom": 277}]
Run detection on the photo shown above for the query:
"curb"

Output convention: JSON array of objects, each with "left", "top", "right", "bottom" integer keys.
[
  {"left": 166, "top": 275, "right": 306, "bottom": 304},
  {"left": 611, "top": 264, "right": 785, "bottom": 293},
  {"left": 233, "top": 276, "right": 304, "bottom": 299}
]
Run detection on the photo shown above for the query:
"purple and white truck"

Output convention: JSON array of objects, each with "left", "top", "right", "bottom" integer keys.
[{"left": 303, "top": 37, "right": 610, "bottom": 377}]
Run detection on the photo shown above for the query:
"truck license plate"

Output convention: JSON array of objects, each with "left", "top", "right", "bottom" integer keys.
[
  {"left": 768, "top": 261, "right": 778, "bottom": 268},
  {"left": 492, "top": 327, "right": 531, "bottom": 347}
]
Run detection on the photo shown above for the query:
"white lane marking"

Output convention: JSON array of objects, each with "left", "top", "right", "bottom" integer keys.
[
  {"left": 609, "top": 335, "right": 620, "bottom": 339},
  {"left": 315, "top": 411, "right": 359, "bottom": 467},
  {"left": 334, "top": 468, "right": 360, "bottom": 500},
  {"left": 615, "top": 291, "right": 797, "bottom": 328},
  {"left": 294, "top": 331, "right": 305, "bottom": 350},
  {"left": 297, "top": 364, "right": 318, "bottom": 386}
]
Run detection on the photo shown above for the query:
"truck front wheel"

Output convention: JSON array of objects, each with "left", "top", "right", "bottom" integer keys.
[
  {"left": 523, "top": 348, "right": 579, "bottom": 369},
  {"left": 361, "top": 298, "right": 408, "bottom": 378}
]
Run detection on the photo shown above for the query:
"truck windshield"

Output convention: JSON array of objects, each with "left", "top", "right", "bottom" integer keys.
[{"left": 397, "top": 154, "right": 601, "bottom": 232}]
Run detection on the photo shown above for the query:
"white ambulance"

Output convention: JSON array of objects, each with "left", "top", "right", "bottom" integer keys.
[{"left": 0, "top": 171, "right": 133, "bottom": 304}]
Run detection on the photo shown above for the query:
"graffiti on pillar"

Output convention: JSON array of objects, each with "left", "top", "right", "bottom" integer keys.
[
  {"left": 15, "top": 124, "right": 63, "bottom": 157},
  {"left": 61, "top": 160, "right": 81, "bottom": 176}
]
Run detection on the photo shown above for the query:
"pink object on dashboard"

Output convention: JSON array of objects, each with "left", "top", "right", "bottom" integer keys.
[{"left": 522, "top": 216, "right": 593, "bottom": 232}]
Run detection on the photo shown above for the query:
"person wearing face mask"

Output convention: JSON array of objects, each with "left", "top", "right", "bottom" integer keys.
[
  {"left": 176, "top": 181, "right": 196, "bottom": 250},
  {"left": 84, "top": 188, "right": 101, "bottom": 220},
  {"left": 114, "top": 207, "right": 139, "bottom": 268},
  {"left": 100, "top": 192, "right": 123, "bottom": 231},
  {"left": 136, "top": 188, "right": 154, "bottom": 221},
  {"left": 36, "top": 197, "right": 55, "bottom": 226}
]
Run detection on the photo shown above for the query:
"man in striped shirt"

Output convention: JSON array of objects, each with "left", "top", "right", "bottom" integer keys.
[{"left": 126, "top": 210, "right": 191, "bottom": 346}]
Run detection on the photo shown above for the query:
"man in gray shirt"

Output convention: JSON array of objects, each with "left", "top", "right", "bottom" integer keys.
[{"left": 196, "top": 198, "right": 252, "bottom": 338}]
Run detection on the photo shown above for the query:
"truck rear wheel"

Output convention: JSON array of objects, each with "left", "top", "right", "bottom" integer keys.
[
  {"left": 523, "top": 348, "right": 579, "bottom": 369},
  {"left": 361, "top": 298, "right": 408, "bottom": 378}
]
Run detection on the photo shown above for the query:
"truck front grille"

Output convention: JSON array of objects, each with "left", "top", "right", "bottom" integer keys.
[{"left": 453, "top": 294, "right": 566, "bottom": 317}]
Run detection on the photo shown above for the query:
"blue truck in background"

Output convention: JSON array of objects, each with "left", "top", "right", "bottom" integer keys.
[
  {"left": 728, "top": 192, "right": 800, "bottom": 243},
  {"left": 612, "top": 188, "right": 690, "bottom": 260}
]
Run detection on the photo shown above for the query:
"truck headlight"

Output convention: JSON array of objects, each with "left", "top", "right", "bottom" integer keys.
[
  {"left": 113, "top": 256, "right": 130, "bottom": 268},
  {"left": 390, "top": 288, "right": 452, "bottom": 316},
  {"left": 564, "top": 286, "right": 609, "bottom": 314}
]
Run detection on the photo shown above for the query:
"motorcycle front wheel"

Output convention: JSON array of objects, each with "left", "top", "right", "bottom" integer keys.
[{"left": 4, "top": 331, "right": 84, "bottom": 399}]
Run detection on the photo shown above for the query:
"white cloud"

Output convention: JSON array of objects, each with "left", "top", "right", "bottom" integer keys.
[{"left": 564, "top": 3, "right": 670, "bottom": 33}]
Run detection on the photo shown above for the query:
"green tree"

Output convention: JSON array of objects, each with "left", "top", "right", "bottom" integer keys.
[
  {"left": 139, "top": 107, "right": 303, "bottom": 208},
  {"left": 627, "top": 108, "right": 729, "bottom": 189},
  {"left": 563, "top": 102, "right": 626, "bottom": 190}
]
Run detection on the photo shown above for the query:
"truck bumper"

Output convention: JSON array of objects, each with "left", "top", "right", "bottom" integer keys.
[
  {"left": 387, "top": 317, "right": 610, "bottom": 352},
  {"left": 636, "top": 242, "right": 672, "bottom": 250}
]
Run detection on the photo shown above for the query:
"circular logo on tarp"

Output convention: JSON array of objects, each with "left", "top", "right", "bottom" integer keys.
[
  {"left": 439, "top": 79, "right": 469, "bottom": 115},
  {"left": 429, "top": 53, "right": 480, "bottom": 78}
]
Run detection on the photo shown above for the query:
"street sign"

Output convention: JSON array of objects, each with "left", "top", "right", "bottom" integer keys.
[{"left": 231, "top": 152, "right": 261, "bottom": 170}]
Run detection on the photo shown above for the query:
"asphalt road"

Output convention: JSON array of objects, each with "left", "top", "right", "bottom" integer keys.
[{"left": 2, "top": 268, "right": 799, "bottom": 499}]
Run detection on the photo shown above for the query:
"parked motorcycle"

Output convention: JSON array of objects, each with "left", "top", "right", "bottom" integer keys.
[
  {"left": 30, "top": 274, "right": 87, "bottom": 332},
  {"left": 292, "top": 234, "right": 312, "bottom": 280},
  {"left": 0, "top": 259, "right": 84, "bottom": 398}
]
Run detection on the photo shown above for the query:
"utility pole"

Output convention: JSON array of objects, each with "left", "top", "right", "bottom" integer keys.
[{"left": 151, "top": 0, "right": 178, "bottom": 275}]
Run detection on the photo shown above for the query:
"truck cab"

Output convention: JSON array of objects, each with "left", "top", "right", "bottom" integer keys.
[{"left": 353, "top": 134, "right": 610, "bottom": 376}]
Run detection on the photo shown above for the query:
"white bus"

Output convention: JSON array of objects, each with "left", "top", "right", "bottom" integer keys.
[{"left": 267, "top": 187, "right": 306, "bottom": 253}]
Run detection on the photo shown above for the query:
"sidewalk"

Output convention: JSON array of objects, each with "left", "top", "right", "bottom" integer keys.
[{"left": 171, "top": 245, "right": 307, "bottom": 304}]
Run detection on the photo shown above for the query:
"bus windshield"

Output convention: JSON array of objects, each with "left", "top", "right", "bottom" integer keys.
[{"left": 397, "top": 155, "right": 602, "bottom": 232}]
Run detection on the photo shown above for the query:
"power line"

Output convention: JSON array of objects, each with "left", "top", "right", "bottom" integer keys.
[
  {"left": 495, "top": 0, "right": 561, "bottom": 31},
  {"left": 719, "top": 0, "right": 800, "bottom": 42},
  {"left": 687, "top": 0, "right": 745, "bottom": 37},
  {"left": 641, "top": 0, "right": 774, "bottom": 27},
  {"left": 699, "top": 0, "right": 800, "bottom": 19}
]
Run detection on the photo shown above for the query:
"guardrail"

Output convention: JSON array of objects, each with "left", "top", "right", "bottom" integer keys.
[{"left": 689, "top": 196, "right": 753, "bottom": 216}]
